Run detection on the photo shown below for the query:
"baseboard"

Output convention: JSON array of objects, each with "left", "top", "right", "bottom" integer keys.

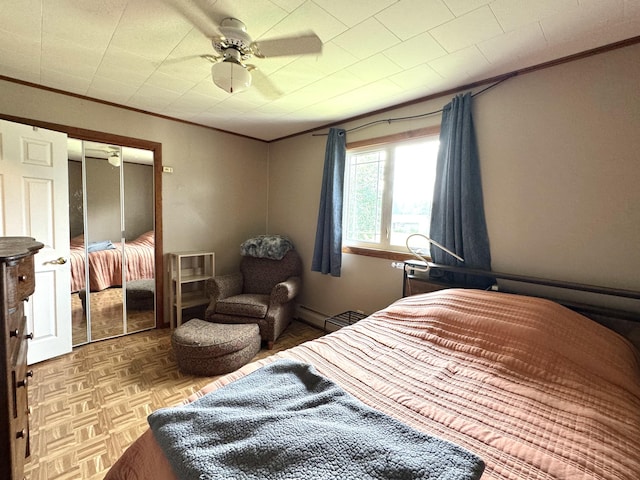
[{"left": 295, "top": 304, "right": 328, "bottom": 330}]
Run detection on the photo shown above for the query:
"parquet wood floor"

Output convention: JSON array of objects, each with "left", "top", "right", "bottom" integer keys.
[
  {"left": 24, "top": 320, "right": 324, "bottom": 480},
  {"left": 71, "top": 288, "right": 155, "bottom": 346}
]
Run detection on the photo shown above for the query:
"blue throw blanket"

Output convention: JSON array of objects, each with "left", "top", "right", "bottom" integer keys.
[
  {"left": 87, "top": 240, "right": 116, "bottom": 253},
  {"left": 148, "top": 360, "right": 485, "bottom": 480}
]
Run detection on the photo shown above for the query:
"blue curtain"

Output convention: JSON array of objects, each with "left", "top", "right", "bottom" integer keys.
[
  {"left": 429, "top": 93, "right": 492, "bottom": 287},
  {"left": 311, "top": 128, "right": 346, "bottom": 277}
]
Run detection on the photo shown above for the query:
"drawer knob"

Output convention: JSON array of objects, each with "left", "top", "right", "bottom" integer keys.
[
  {"left": 17, "top": 378, "right": 28, "bottom": 388},
  {"left": 16, "top": 429, "right": 26, "bottom": 439},
  {"left": 26, "top": 332, "right": 34, "bottom": 340},
  {"left": 26, "top": 370, "right": 34, "bottom": 378},
  {"left": 10, "top": 329, "right": 19, "bottom": 337},
  {"left": 18, "top": 274, "right": 28, "bottom": 281}
]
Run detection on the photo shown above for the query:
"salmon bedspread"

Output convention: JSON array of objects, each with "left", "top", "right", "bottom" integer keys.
[
  {"left": 105, "top": 289, "right": 640, "bottom": 480},
  {"left": 69, "top": 231, "right": 154, "bottom": 292}
]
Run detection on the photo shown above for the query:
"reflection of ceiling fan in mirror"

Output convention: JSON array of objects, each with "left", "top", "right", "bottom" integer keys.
[
  {"left": 79, "top": 143, "right": 122, "bottom": 166},
  {"left": 68, "top": 139, "right": 154, "bottom": 165},
  {"left": 106, "top": 146, "right": 121, "bottom": 167}
]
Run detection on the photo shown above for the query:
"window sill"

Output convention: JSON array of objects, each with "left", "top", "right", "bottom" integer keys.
[{"left": 342, "top": 246, "right": 429, "bottom": 262}]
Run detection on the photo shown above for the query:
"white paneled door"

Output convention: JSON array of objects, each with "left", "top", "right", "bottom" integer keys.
[{"left": 0, "top": 119, "right": 72, "bottom": 364}]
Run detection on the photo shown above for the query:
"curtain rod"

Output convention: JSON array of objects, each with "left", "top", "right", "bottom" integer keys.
[{"left": 311, "top": 75, "right": 513, "bottom": 137}]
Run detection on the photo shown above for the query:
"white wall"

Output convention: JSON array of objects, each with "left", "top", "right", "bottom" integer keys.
[
  {"left": 268, "top": 43, "right": 640, "bottom": 321},
  {"left": 475, "top": 45, "right": 640, "bottom": 289}
]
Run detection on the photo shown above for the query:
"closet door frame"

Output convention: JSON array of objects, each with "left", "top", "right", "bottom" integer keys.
[{"left": 0, "top": 113, "right": 165, "bottom": 327}]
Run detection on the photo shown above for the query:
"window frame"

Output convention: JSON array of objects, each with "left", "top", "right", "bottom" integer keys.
[{"left": 342, "top": 126, "right": 440, "bottom": 261}]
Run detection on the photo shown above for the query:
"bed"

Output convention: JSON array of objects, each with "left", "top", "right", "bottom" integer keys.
[
  {"left": 105, "top": 287, "right": 640, "bottom": 480},
  {"left": 69, "top": 231, "right": 155, "bottom": 292}
]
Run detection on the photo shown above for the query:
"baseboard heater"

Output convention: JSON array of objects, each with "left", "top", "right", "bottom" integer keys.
[{"left": 296, "top": 304, "right": 329, "bottom": 329}]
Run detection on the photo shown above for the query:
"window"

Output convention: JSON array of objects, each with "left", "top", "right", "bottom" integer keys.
[{"left": 343, "top": 129, "right": 440, "bottom": 255}]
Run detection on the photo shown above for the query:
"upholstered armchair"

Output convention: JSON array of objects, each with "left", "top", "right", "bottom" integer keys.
[{"left": 204, "top": 237, "right": 302, "bottom": 349}]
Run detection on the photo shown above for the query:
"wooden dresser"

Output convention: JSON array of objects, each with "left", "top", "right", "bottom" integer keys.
[{"left": 0, "top": 237, "right": 43, "bottom": 480}]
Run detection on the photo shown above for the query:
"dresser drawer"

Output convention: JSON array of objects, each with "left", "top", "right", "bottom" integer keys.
[
  {"left": 4, "top": 263, "right": 20, "bottom": 309},
  {"left": 12, "top": 340, "right": 29, "bottom": 419},
  {"left": 10, "top": 340, "right": 30, "bottom": 477},
  {"left": 16, "top": 255, "right": 36, "bottom": 301},
  {"left": 11, "top": 409, "right": 29, "bottom": 480},
  {"left": 6, "top": 257, "right": 36, "bottom": 312},
  {"left": 7, "top": 304, "right": 26, "bottom": 365},
  {"left": 4, "top": 256, "right": 35, "bottom": 310}
]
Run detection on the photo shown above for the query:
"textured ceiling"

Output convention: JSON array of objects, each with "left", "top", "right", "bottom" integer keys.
[{"left": 1, "top": 0, "right": 639, "bottom": 141}]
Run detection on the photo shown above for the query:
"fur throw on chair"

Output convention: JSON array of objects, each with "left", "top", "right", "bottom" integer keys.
[{"left": 241, "top": 235, "right": 294, "bottom": 260}]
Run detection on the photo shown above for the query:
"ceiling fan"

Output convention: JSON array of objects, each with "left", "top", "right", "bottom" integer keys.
[
  {"left": 201, "top": 17, "right": 323, "bottom": 95},
  {"left": 164, "top": 0, "right": 324, "bottom": 95},
  {"left": 105, "top": 146, "right": 121, "bottom": 167}
]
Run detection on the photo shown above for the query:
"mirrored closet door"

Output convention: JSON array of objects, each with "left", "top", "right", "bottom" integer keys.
[{"left": 68, "top": 139, "right": 156, "bottom": 346}]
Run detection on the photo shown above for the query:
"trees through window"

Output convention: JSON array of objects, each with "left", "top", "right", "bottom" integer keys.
[{"left": 343, "top": 129, "right": 440, "bottom": 254}]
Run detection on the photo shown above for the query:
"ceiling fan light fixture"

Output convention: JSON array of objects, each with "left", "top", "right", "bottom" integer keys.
[
  {"left": 108, "top": 151, "right": 121, "bottom": 167},
  {"left": 211, "top": 60, "right": 252, "bottom": 94}
]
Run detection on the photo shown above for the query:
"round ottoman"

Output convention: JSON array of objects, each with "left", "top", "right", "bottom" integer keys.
[
  {"left": 171, "top": 319, "right": 261, "bottom": 376},
  {"left": 126, "top": 279, "right": 155, "bottom": 310}
]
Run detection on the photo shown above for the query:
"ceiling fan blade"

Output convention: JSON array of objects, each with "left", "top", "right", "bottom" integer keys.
[
  {"left": 248, "top": 68, "right": 283, "bottom": 100},
  {"left": 161, "top": 54, "right": 215, "bottom": 66},
  {"left": 251, "top": 33, "right": 322, "bottom": 59},
  {"left": 200, "top": 54, "right": 222, "bottom": 64},
  {"left": 161, "top": 0, "right": 222, "bottom": 38}
]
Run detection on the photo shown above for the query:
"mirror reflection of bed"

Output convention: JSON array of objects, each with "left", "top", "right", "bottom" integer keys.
[{"left": 68, "top": 139, "right": 156, "bottom": 346}]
